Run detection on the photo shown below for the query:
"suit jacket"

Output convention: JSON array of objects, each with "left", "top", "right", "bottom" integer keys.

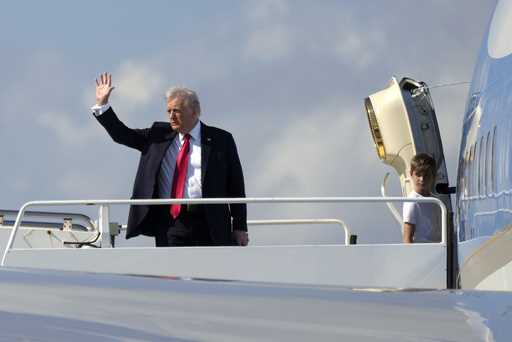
[{"left": 96, "top": 107, "right": 247, "bottom": 244}]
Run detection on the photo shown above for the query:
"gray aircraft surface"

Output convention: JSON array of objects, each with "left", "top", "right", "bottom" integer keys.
[{"left": 0, "top": 267, "right": 510, "bottom": 341}]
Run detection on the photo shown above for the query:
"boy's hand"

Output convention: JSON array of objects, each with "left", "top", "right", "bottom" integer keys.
[{"left": 403, "top": 223, "right": 415, "bottom": 243}]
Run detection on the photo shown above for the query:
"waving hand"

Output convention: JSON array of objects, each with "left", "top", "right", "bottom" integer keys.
[{"left": 95, "top": 72, "right": 115, "bottom": 105}]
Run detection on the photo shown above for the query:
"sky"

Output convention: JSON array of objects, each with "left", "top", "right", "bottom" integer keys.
[{"left": 0, "top": 1, "right": 497, "bottom": 245}]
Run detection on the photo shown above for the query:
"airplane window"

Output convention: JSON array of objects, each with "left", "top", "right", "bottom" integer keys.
[
  {"left": 467, "top": 146, "right": 472, "bottom": 197},
  {"left": 479, "top": 135, "right": 485, "bottom": 196},
  {"left": 463, "top": 150, "right": 470, "bottom": 198},
  {"left": 485, "top": 131, "right": 491, "bottom": 195},
  {"left": 470, "top": 143, "right": 476, "bottom": 197},
  {"left": 491, "top": 127, "right": 497, "bottom": 194}
]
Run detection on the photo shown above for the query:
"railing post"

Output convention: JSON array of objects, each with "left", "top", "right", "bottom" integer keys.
[
  {"left": 1, "top": 204, "right": 29, "bottom": 266},
  {"left": 98, "top": 205, "right": 111, "bottom": 248}
]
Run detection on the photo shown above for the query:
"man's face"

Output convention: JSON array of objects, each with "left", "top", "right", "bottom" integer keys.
[
  {"left": 167, "top": 97, "right": 199, "bottom": 134},
  {"left": 410, "top": 169, "right": 435, "bottom": 196}
]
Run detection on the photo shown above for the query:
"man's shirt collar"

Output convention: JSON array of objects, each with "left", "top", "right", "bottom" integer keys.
[{"left": 178, "top": 120, "right": 201, "bottom": 143}]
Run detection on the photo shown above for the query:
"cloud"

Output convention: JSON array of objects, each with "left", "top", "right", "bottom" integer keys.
[
  {"left": 246, "top": 0, "right": 288, "bottom": 22},
  {"left": 244, "top": 25, "right": 293, "bottom": 62},
  {"left": 251, "top": 105, "right": 360, "bottom": 195},
  {"left": 242, "top": 0, "right": 293, "bottom": 62},
  {"left": 80, "top": 59, "right": 168, "bottom": 128},
  {"left": 334, "top": 29, "right": 387, "bottom": 69},
  {"left": 242, "top": 98, "right": 397, "bottom": 244},
  {"left": 0, "top": 51, "right": 69, "bottom": 125},
  {"left": 55, "top": 170, "right": 129, "bottom": 199},
  {"left": 36, "top": 110, "right": 102, "bottom": 146},
  {"left": 113, "top": 60, "right": 164, "bottom": 112}
]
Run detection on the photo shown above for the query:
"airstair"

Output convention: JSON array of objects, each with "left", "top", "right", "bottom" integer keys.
[
  {"left": 0, "top": 196, "right": 448, "bottom": 289},
  {"left": 0, "top": 77, "right": 455, "bottom": 290}
]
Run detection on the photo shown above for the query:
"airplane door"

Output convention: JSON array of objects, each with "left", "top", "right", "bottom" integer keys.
[{"left": 364, "top": 77, "right": 456, "bottom": 288}]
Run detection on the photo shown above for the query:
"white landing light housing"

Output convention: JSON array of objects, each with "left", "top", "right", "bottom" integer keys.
[{"left": 364, "top": 77, "right": 449, "bottom": 197}]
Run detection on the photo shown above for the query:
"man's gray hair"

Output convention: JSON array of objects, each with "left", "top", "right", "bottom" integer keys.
[{"left": 165, "top": 87, "right": 201, "bottom": 116}]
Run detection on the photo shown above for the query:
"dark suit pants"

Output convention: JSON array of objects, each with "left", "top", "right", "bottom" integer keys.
[{"left": 152, "top": 205, "right": 213, "bottom": 247}]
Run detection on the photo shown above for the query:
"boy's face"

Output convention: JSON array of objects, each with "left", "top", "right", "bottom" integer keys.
[{"left": 411, "top": 169, "right": 435, "bottom": 196}]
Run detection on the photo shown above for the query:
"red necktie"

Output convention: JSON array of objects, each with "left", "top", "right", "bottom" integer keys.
[{"left": 170, "top": 134, "right": 191, "bottom": 219}]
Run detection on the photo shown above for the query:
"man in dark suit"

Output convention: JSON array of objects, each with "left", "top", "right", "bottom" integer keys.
[{"left": 92, "top": 73, "right": 248, "bottom": 247}]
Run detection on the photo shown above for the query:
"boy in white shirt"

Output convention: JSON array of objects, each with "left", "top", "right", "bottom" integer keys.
[{"left": 402, "top": 153, "right": 441, "bottom": 243}]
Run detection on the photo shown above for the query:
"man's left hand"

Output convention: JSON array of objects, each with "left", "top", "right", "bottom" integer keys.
[{"left": 233, "top": 230, "right": 249, "bottom": 246}]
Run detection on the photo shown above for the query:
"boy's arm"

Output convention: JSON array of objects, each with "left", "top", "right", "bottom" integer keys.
[{"left": 403, "top": 223, "right": 415, "bottom": 243}]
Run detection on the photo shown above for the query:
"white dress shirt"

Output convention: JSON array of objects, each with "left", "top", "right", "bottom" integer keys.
[
  {"left": 157, "top": 121, "right": 202, "bottom": 199},
  {"left": 91, "top": 103, "right": 202, "bottom": 199}
]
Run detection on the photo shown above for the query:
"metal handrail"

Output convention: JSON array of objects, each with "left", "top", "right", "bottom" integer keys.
[
  {"left": 119, "top": 218, "right": 352, "bottom": 245},
  {"left": 247, "top": 219, "right": 351, "bottom": 245},
  {"left": 0, "top": 220, "right": 91, "bottom": 231},
  {"left": 380, "top": 173, "right": 403, "bottom": 226},
  {"left": 0, "top": 196, "right": 447, "bottom": 267},
  {"left": 0, "top": 209, "right": 94, "bottom": 231}
]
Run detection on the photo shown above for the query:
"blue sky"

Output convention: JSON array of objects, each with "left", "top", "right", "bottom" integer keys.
[{"left": 0, "top": 1, "right": 497, "bottom": 244}]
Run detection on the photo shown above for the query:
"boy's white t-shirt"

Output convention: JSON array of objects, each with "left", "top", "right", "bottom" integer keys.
[{"left": 402, "top": 191, "right": 441, "bottom": 243}]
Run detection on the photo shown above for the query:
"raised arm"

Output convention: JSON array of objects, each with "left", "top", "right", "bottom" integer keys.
[{"left": 93, "top": 72, "right": 149, "bottom": 151}]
